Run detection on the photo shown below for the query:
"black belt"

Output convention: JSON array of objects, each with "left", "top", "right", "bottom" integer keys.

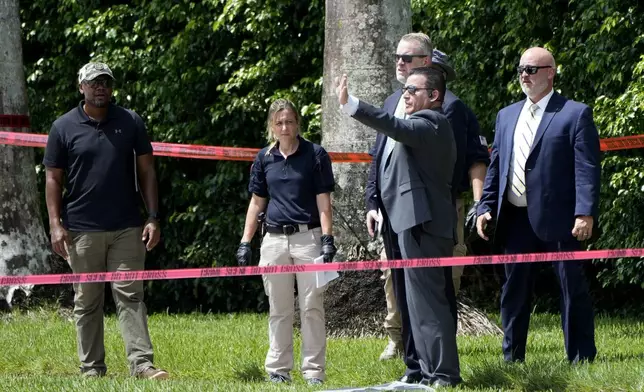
[{"left": 264, "top": 223, "right": 321, "bottom": 235}]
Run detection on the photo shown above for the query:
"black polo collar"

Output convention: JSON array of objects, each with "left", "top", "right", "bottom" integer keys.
[
  {"left": 75, "top": 101, "right": 118, "bottom": 124},
  {"left": 270, "top": 135, "right": 306, "bottom": 157}
]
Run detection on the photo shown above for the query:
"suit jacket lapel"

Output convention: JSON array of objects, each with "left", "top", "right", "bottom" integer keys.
[
  {"left": 506, "top": 100, "right": 524, "bottom": 151},
  {"left": 529, "top": 93, "right": 565, "bottom": 155},
  {"left": 375, "top": 133, "right": 387, "bottom": 169},
  {"left": 385, "top": 89, "right": 403, "bottom": 115},
  {"left": 378, "top": 89, "right": 403, "bottom": 167}
]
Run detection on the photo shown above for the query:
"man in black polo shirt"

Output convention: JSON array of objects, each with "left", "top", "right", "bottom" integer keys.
[{"left": 43, "top": 62, "right": 168, "bottom": 379}]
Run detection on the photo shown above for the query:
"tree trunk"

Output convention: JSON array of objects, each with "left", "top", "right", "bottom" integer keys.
[
  {"left": 320, "top": 0, "right": 411, "bottom": 332},
  {"left": 322, "top": 0, "right": 411, "bottom": 261},
  {"left": 0, "top": 0, "right": 51, "bottom": 306}
]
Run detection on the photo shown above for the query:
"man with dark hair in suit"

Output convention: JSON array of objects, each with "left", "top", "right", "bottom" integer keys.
[
  {"left": 477, "top": 47, "right": 600, "bottom": 364},
  {"left": 367, "top": 33, "right": 434, "bottom": 365},
  {"left": 336, "top": 66, "right": 461, "bottom": 387},
  {"left": 366, "top": 36, "right": 489, "bottom": 384}
]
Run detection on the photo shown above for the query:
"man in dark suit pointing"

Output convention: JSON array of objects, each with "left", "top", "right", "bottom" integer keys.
[
  {"left": 336, "top": 67, "right": 461, "bottom": 387},
  {"left": 477, "top": 47, "right": 600, "bottom": 363}
]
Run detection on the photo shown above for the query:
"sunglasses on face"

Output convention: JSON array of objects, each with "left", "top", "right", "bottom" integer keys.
[
  {"left": 402, "top": 85, "right": 430, "bottom": 95},
  {"left": 516, "top": 65, "right": 552, "bottom": 75},
  {"left": 84, "top": 78, "right": 113, "bottom": 88},
  {"left": 395, "top": 54, "right": 428, "bottom": 63}
]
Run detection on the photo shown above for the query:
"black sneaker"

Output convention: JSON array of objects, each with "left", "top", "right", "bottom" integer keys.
[{"left": 268, "top": 373, "right": 291, "bottom": 383}]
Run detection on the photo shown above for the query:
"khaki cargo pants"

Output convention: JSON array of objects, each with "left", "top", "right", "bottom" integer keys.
[
  {"left": 259, "top": 227, "right": 326, "bottom": 381},
  {"left": 67, "top": 226, "right": 155, "bottom": 376}
]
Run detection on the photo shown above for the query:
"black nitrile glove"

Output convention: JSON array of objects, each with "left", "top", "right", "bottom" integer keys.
[
  {"left": 320, "top": 234, "right": 337, "bottom": 263},
  {"left": 465, "top": 201, "right": 496, "bottom": 256},
  {"left": 464, "top": 201, "right": 479, "bottom": 241},
  {"left": 236, "top": 242, "right": 252, "bottom": 266}
]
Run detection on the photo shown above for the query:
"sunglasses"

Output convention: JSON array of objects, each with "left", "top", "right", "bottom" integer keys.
[
  {"left": 83, "top": 78, "right": 113, "bottom": 88},
  {"left": 395, "top": 54, "right": 428, "bottom": 63},
  {"left": 402, "top": 85, "right": 430, "bottom": 95},
  {"left": 516, "top": 65, "right": 552, "bottom": 75}
]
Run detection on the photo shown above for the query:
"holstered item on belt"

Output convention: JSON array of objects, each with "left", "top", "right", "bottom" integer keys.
[
  {"left": 264, "top": 222, "right": 321, "bottom": 236},
  {"left": 257, "top": 212, "right": 266, "bottom": 241}
]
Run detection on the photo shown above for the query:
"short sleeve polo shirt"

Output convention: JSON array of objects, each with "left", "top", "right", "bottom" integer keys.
[
  {"left": 43, "top": 101, "right": 153, "bottom": 231},
  {"left": 248, "top": 137, "right": 335, "bottom": 226}
]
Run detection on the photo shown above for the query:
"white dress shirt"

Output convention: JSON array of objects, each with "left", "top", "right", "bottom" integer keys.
[{"left": 507, "top": 88, "right": 554, "bottom": 207}]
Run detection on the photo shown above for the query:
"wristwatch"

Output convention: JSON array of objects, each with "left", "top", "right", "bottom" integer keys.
[{"left": 148, "top": 211, "right": 159, "bottom": 220}]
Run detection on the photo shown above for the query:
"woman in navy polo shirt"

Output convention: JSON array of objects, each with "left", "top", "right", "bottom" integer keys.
[{"left": 236, "top": 98, "right": 336, "bottom": 386}]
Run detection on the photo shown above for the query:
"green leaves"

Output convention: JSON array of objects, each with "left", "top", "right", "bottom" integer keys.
[{"left": 592, "top": 55, "right": 644, "bottom": 287}]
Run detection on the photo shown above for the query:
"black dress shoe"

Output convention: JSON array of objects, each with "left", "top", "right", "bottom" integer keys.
[{"left": 399, "top": 373, "right": 422, "bottom": 383}]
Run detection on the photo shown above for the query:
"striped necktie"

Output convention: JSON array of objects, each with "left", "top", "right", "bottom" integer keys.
[{"left": 511, "top": 103, "right": 539, "bottom": 198}]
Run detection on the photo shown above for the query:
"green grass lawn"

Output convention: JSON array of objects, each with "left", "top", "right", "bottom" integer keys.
[{"left": 0, "top": 309, "right": 642, "bottom": 391}]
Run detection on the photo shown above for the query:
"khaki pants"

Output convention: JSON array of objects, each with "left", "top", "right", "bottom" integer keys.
[
  {"left": 67, "top": 226, "right": 154, "bottom": 376},
  {"left": 260, "top": 227, "right": 326, "bottom": 381},
  {"left": 383, "top": 198, "right": 468, "bottom": 340},
  {"left": 381, "top": 250, "right": 401, "bottom": 343},
  {"left": 452, "top": 198, "right": 467, "bottom": 294}
]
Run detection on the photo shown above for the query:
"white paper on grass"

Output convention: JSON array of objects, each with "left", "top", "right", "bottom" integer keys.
[
  {"left": 314, "top": 255, "right": 339, "bottom": 288},
  {"left": 321, "top": 381, "right": 435, "bottom": 391}
]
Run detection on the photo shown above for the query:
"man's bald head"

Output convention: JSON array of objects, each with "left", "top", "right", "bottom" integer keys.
[
  {"left": 520, "top": 47, "right": 556, "bottom": 69},
  {"left": 518, "top": 47, "right": 556, "bottom": 102}
]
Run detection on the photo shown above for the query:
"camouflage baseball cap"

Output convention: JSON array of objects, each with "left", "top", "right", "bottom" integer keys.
[{"left": 78, "top": 62, "right": 115, "bottom": 83}]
